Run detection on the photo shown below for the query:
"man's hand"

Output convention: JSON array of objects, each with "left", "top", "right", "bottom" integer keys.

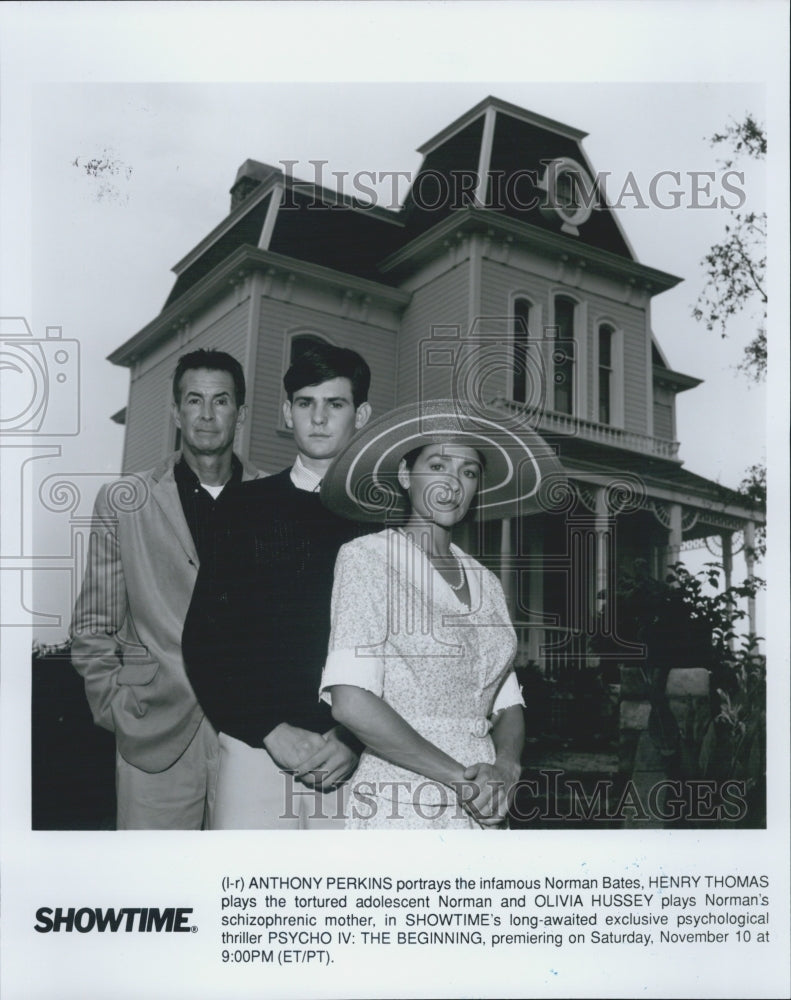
[
  {"left": 263, "top": 724, "right": 359, "bottom": 790},
  {"left": 291, "top": 729, "right": 359, "bottom": 790},
  {"left": 263, "top": 723, "right": 327, "bottom": 775},
  {"left": 459, "top": 759, "right": 521, "bottom": 828}
]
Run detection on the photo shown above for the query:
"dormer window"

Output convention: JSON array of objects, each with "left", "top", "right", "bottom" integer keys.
[{"left": 538, "top": 157, "right": 596, "bottom": 236}]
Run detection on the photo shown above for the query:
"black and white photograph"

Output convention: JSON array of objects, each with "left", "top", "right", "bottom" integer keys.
[{"left": 1, "top": 2, "right": 789, "bottom": 998}]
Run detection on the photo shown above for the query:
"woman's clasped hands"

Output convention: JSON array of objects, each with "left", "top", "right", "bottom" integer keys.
[{"left": 453, "top": 758, "right": 522, "bottom": 828}]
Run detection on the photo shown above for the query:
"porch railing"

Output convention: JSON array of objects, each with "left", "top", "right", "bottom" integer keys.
[
  {"left": 515, "top": 624, "right": 592, "bottom": 680},
  {"left": 493, "top": 397, "right": 680, "bottom": 461}
]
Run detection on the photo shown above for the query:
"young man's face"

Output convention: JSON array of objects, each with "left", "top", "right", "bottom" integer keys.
[
  {"left": 283, "top": 376, "right": 371, "bottom": 465},
  {"left": 172, "top": 368, "right": 246, "bottom": 461}
]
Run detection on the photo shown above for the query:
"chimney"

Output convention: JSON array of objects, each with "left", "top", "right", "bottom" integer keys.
[{"left": 229, "top": 160, "right": 280, "bottom": 211}]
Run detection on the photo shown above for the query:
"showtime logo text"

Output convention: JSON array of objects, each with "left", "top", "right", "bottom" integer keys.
[{"left": 34, "top": 906, "right": 195, "bottom": 933}]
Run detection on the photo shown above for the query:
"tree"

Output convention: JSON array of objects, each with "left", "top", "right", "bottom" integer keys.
[
  {"left": 737, "top": 462, "right": 767, "bottom": 560},
  {"left": 692, "top": 115, "right": 766, "bottom": 382},
  {"left": 693, "top": 115, "right": 767, "bottom": 563}
]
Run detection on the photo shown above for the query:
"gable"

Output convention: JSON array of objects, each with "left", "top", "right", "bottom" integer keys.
[
  {"left": 400, "top": 98, "right": 635, "bottom": 259},
  {"left": 487, "top": 113, "right": 633, "bottom": 258}
]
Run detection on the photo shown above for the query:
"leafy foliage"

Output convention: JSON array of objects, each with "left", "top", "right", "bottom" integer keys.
[
  {"left": 699, "top": 634, "right": 766, "bottom": 825},
  {"left": 736, "top": 462, "right": 767, "bottom": 559},
  {"left": 692, "top": 115, "right": 766, "bottom": 381},
  {"left": 709, "top": 114, "right": 767, "bottom": 165},
  {"left": 595, "top": 560, "right": 765, "bottom": 803},
  {"left": 594, "top": 559, "right": 762, "bottom": 671}
]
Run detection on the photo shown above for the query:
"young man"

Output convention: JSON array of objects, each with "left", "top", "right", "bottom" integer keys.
[
  {"left": 182, "top": 343, "right": 372, "bottom": 828},
  {"left": 70, "top": 350, "right": 262, "bottom": 829}
]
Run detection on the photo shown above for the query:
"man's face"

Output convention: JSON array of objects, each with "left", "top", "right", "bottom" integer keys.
[
  {"left": 171, "top": 368, "right": 246, "bottom": 461},
  {"left": 283, "top": 377, "right": 370, "bottom": 464}
]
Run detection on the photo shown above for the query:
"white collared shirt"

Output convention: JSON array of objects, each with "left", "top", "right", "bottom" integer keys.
[{"left": 289, "top": 453, "right": 323, "bottom": 493}]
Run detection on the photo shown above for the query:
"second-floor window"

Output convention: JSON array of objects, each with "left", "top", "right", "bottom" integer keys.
[
  {"left": 280, "top": 332, "right": 332, "bottom": 430},
  {"left": 512, "top": 297, "right": 531, "bottom": 404},
  {"left": 598, "top": 323, "right": 614, "bottom": 424},
  {"left": 553, "top": 295, "right": 576, "bottom": 415},
  {"left": 289, "top": 332, "right": 328, "bottom": 367}
]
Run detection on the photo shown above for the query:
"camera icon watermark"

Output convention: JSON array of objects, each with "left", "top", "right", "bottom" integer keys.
[
  {"left": 0, "top": 317, "right": 80, "bottom": 436},
  {"left": 417, "top": 315, "right": 580, "bottom": 442}
]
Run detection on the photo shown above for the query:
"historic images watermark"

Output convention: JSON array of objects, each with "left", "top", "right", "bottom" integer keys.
[
  {"left": 278, "top": 158, "right": 748, "bottom": 213},
  {"left": 279, "top": 770, "right": 750, "bottom": 825}
]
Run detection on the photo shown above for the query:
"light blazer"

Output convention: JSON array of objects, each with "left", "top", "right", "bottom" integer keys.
[{"left": 70, "top": 452, "right": 263, "bottom": 772}]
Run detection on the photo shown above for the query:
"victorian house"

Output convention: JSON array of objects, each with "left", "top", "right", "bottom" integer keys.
[{"left": 107, "top": 97, "right": 763, "bottom": 675}]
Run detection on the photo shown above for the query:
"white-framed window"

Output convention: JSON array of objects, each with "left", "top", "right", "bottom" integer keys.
[
  {"left": 598, "top": 323, "right": 614, "bottom": 424},
  {"left": 593, "top": 318, "right": 624, "bottom": 427},
  {"left": 278, "top": 330, "right": 334, "bottom": 431},
  {"left": 511, "top": 296, "right": 531, "bottom": 404},
  {"left": 287, "top": 331, "right": 330, "bottom": 368},
  {"left": 551, "top": 294, "right": 577, "bottom": 415}
]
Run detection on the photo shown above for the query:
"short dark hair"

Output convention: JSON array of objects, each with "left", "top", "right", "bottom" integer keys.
[
  {"left": 172, "top": 349, "right": 246, "bottom": 406},
  {"left": 283, "top": 343, "right": 371, "bottom": 407}
]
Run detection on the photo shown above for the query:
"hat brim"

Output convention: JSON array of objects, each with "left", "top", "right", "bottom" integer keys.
[{"left": 320, "top": 399, "right": 565, "bottom": 522}]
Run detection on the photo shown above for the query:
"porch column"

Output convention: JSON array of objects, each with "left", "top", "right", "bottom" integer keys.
[
  {"left": 721, "top": 531, "right": 733, "bottom": 590},
  {"left": 667, "top": 503, "right": 682, "bottom": 570},
  {"left": 744, "top": 520, "right": 757, "bottom": 635},
  {"left": 525, "top": 522, "right": 544, "bottom": 667},
  {"left": 721, "top": 530, "right": 734, "bottom": 649},
  {"left": 594, "top": 487, "right": 610, "bottom": 621}
]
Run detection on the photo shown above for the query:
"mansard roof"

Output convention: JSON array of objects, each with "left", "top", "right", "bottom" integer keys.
[
  {"left": 163, "top": 174, "right": 404, "bottom": 308},
  {"left": 155, "top": 96, "right": 669, "bottom": 314},
  {"left": 401, "top": 96, "right": 636, "bottom": 259}
]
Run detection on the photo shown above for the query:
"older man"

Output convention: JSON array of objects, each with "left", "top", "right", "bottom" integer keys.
[{"left": 71, "top": 349, "right": 261, "bottom": 829}]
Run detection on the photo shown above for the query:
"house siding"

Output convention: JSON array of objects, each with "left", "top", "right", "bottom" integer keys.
[
  {"left": 608, "top": 301, "right": 650, "bottom": 435},
  {"left": 653, "top": 384, "right": 675, "bottom": 441},
  {"left": 396, "top": 261, "right": 471, "bottom": 405}
]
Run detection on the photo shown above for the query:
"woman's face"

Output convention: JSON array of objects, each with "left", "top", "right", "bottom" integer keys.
[{"left": 398, "top": 442, "right": 483, "bottom": 527}]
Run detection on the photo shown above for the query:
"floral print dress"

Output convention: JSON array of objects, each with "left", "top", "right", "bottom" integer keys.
[{"left": 320, "top": 528, "right": 522, "bottom": 829}]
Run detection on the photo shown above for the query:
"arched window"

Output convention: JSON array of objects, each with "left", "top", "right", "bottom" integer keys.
[
  {"left": 511, "top": 297, "right": 531, "bottom": 404},
  {"left": 289, "top": 333, "right": 328, "bottom": 366},
  {"left": 598, "top": 323, "right": 615, "bottom": 424},
  {"left": 279, "top": 332, "right": 333, "bottom": 428},
  {"left": 553, "top": 295, "right": 576, "bottom": 415}
]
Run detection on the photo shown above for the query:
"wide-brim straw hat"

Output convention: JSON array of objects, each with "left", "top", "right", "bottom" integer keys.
[{"left": 321, "top": 398, "right": 566, "bottom": 522}]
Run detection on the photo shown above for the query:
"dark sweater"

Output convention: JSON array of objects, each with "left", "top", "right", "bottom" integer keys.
[
  {"left": 182, "top": 468, "right": 365, "bottom": 747},
  {"left": 173, "top": 453, "right": 243, "bottom": 564}
]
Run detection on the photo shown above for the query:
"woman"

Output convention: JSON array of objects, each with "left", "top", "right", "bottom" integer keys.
[{"left": 314, "top": 399, "right": 563, "bottom": 829}]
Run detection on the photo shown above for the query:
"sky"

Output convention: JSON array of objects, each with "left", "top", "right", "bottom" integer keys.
[{"left": 0, "top": 4, "right": 786, "bottom": 643}]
